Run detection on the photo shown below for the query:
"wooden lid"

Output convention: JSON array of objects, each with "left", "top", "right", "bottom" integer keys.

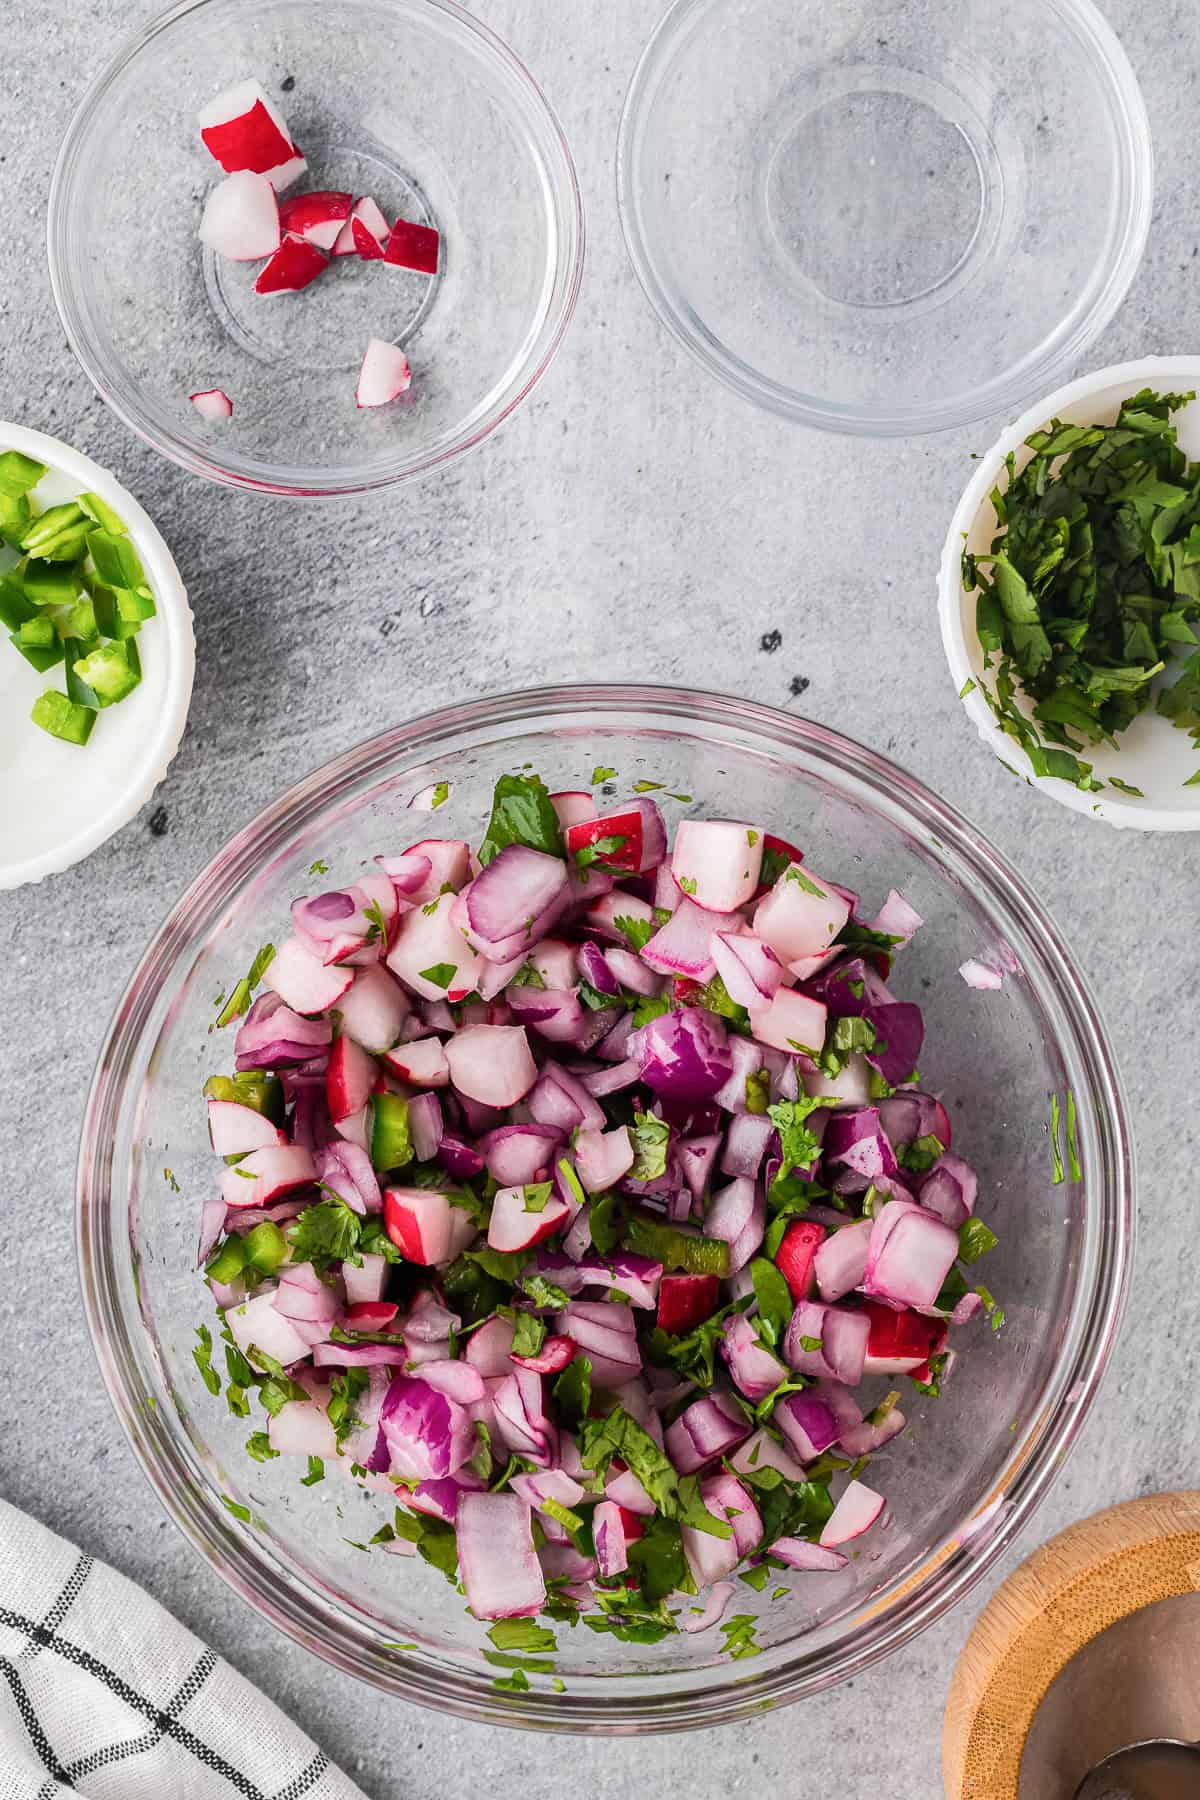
[{"left": 943, "top": 1491, "right": 1200, "bottom": 1798}]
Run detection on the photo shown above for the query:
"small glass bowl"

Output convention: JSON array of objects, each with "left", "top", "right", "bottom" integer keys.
[
  {"left": 48, "top": 0, "right": 584, "bottom": 496},
  {"left": 617, "top": 0, "right": 1153, "bottom": 437},
  {"left": 78, "top": 686, "right": 1132, "bottom": 1730}
]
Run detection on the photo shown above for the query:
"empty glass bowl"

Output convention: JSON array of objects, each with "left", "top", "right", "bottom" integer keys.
[
  {"left": 617, "top": 0, "right": 1152, "bottom": 436},
  {"left": 78, "top": 686, "right": 1131, "bottom": 1729},
  {"left": 48, "top": 0, "right": 584, "bottom": 495}
]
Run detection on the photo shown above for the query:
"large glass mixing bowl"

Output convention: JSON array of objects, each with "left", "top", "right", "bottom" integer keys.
[{"left": 77, "top": 686, "right": 1132, "bottom": 1730}]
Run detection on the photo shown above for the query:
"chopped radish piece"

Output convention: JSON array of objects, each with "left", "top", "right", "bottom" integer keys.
[
  {"left": 549, "top": 790, "right": 596, "bottom": 830},
  {"left": 380, "top": 839, "right": 470, "bottom": 905},
  {"left": 352, "top": 217, "right": 386, "bottom": 261},
  {"left": 380, "top": 1036, "right": 450, "bottom": 1087},
  {"left": 198, "top": 169, "right": 280, "bottom": 261},
  {"left": 487, "top": 1182, "right": 571, "bottom": 1254},
  {"left": 332, "top": 194, "right": 390, "bottom": 257},
  {"left": 671, "top": 820, "right": 763, "bottom": 913},
  {"left": 444, "top": 1025, "right": 537, "bottom": 1108},
  {"left": 197, "top": 78, "right": 305, "bottom": 189},
  {"left": 225, "top": 1290, "right": 311, "bottom": 1368},
  {"left": 189, "top": 388, "right": 234, "bottom": 419},
  {"left": 207, "top": 1099, "right": 285, "bottom": 1156},
  {"left": 384, "top": 1186, "right": 475, "bottom": 1266},
  {"left": 278, "top": 189, "right": 352, "bottom": 250},
  {"left": 754, "top": 863, "right": 851, "bottom": 963},
  {"left": 356, "top": 337, "right": 412, "bottom": 408},
  {"left": 819, "top": 1479, "right": 885, "bottom": 1547},
  {"left": 338, "top": 964, "right": 410, "bottom": 1052},
  {"left": 386, "top": 891, "right": 478, "bottom": 1002},
  {"left": 326, "top": 1033, "right": 376, "bottom": 1123},
  {"left": 747, "top": 986, "right": 828, "bottom": 1055},
  {"left": 959, "top": 958, "right": 1004, "bottom": 990},
  {"left": 383, "top": 215, "right": 440, "bottom": 274},
  {"left": 262, "top": 934, "right": 354, "bottom": 1014},
  {"left": 255, "top": 235, "right": 329, "bottom": 294},
  {"left": 345, "top": 1300, "right": 399, "bottom": 1332},
  {"left": 222, "top": 1143, "right": 315, "bottom": 1209}
]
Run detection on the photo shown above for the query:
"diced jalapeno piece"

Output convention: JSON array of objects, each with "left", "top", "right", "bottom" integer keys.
[
  {"left": 90, "top": 583, "right": 142, "bottom": 641},
  {"left": 0, "top": 449, "right": 47, "bottom": 496},
  {"left": 0, "top": 492, "right": 31, "bottom": 546},
  {"left": 87, "top": 527, "right": 146, "bottom": 591},
  {"left": 9, "top": 632, "right": 63, "bottom": 672},
  {"left": 64, "top": 639, "right": 102, "bottom": 709},
  {"left": 23, "top": 558, "right": 82, "bottom": 607},
  {"left": 18, "top": 615, "right": 55, "bottom": 649},
  {"left": 78, "top": 490, "right": 128, "bottom": 534},
  {"left": 205, "top": 1236, "right": 249, "bottom": 1285},
  {"left": 72, "top": 638, "right": 141, "bottom": 706},
  {"left": 0, "top": 573, "right": 34, "bottom": 631},
  {"left": 243, "top": 1221, "right": 288, "bottom": 1274},
  {"left": 20, "top": 502, "right": 87, "bottom": 561},
  {"left": 30, "top": 688, "right": 96, "bottom": 745}
]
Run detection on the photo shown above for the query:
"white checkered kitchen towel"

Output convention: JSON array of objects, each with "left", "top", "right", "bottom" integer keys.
[{"left": 0, "top": 1498, "right": 368, "bottom": 1800}]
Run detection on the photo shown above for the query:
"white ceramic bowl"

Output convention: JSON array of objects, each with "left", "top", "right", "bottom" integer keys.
[
  {"left": 0, "top": 425, "right": 194, "bottom": 888},
  {"left": 939, "top": 358, "right": 1200, "bottom": 831}
]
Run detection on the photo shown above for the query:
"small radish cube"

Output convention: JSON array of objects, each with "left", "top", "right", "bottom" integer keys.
[
  {"left": 564, "top": 806, "right": 656, "bottom": 874},
  {"left": 326, "top": 1033, "right": 377, "bottom": 1123},
  {"left": 380, "top": 1037, "right": 450, "bottom": 1087},
  {"left": 198, "top": 169, "right": 280, "bottom": 261},
  {"left": 549, "top": 791, "right": 596, "bottom": 831},
  {"left": 255, "top": 235, "right": 329, "bottom": 294},
  {"left": 386, "top": 891, "right": 479, "bottom": 1002},
  {"left": 747, "top": 987, "right": 828, "bottom": 1056},
  {"left": 380, "top": 839, "right": 471, "bottom": 906},
  {"left": 384, "top": 1186, "right": 474, "bottom": 1265},
  {"left": 671, "top": 820, "right": 763, "bottom": 913},
  {"left": 189, "top": 388, "right": 234, "bottom": 419},
  {"left": 754, "top": 863, "right": 851, "bottom": 963},
  {"left": 225, "top": 1290, "right": 310, "bottom": 1368},
  {"left": 345, "top": 1300, "right": 399, "bottom": 1331},
  {"left": 819, "top": 1479, "right": 885, "bottom": 1547},
  {"left": 337, "top": 964, "right": 410, "bottom": 1053},
  {"left": 656, "top": 1273, "right": 720, "bottom": 1335},
  {"left": 574, "top": 1124, "right": 634, "bottom": 1194},
  {"left": 487, "top": 1183, "right": 570, "bottom": 1254},
  {"left": 222, "top": 1143, "right": 315, "bottom": 1209},
  {"left": 197, "top": 78, "right": 305, "bottom": 189},
  {"left": 774, "top": 1218, "right": 825, "bottom": 1301},
  {"left": 352, "top": 216, "right": 387, "bottom": 260},
  {"left": 278, "top": 189, "right": 352, "bottom": 250},
  {"left": 444, "top": 1025, "right": 537, "bottom": 1108},
  {"left": 207, "top": 1099, "right": 285, "bottom": 1156},
  {"left": 356, "top": 337, "right": 412, "bottom": 408},
  {"left": 333, "top": 194, "right": 390, "bottom": 256},
  {"left": 262, "top": 934, "right": 354, "bottom": 1014},
  {"left": 383, "top": 215, "right": 440, "bottom": 274},
  {"left": 527, "top": 937, "right": 578, "bottom": 990}
]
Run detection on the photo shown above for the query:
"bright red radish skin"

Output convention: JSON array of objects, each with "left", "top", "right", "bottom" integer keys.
[
  {"left": 277, "top": 189, "right": 352, "bottom": 250},
  {"left": 564, "top": 810, "right": 644, "bottom": 873},
  {"left": 775, "top": 1219, "right": 825, "bottom": 1301},
  {"left": 383, "top": 216, "right": 440, "bottom": 274},
  {"left": 352, "top": 217, "right": 386, "bottom": 261},
  {"left": 190, "top": 388, "right": 235, "bottom": 420},
  {"left": 384, "top": 1186, "right": 473, "bottom": 1266},
  {"left": 255, "top": 235, "right": 329, "bottom": 294},
  {"left": 197, "top": 79, "right": 305, "bottom": 188},
  {"left": 657, "top": 1273, "right": 721, "bottom": 1334},
  {"left": 326, "top": 1034, "right": 376, "bottom": 1123},
  {"left": 198, "top": 169, "right": 280, "bottom": 261},
  {"left": 356, "top": 337, "right": 413, "bottom": 408},
  {"left": 345, "top": 1300, "right": 399, "bottom": 1331}
]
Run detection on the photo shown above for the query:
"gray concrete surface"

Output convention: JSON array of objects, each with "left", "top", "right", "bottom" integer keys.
[{"left": 1, "top": 0, "right": 1197, "bottom": 1793}]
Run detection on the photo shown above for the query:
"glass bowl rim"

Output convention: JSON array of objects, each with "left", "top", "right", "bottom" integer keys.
[
  {"left": 47, "top": 0, "right": 586, "bottom": 498},
  {"left": 77, "top": 682, "right": 1134, "bottom": 1730},
  {"left": 614, "top": 0, "right": 1154, "bottom": 438}
]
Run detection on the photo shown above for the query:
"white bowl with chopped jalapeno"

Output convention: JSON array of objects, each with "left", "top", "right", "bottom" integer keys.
[
  {"left": 0, "top": 424, "right": 194, "bottom": 887},
  {"left": 939, "top": 358, "right": 1200, "bottom": 831}
]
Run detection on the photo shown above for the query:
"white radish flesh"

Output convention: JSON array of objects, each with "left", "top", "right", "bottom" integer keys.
[
  {"left": 356, "top": 337, "right": 412, "bottom": 408},
  {"left": 198, "top": 170, "right": 280, "bottom": 261}
]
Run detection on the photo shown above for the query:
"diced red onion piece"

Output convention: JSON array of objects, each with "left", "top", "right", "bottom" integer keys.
[{"left": 457, "top": 1491, "right": 545, "bottom": 1620}]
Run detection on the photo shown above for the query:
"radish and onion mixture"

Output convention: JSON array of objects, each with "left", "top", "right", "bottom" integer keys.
[{"left": 195, "top": 772, "right": 1000, "bottom": 1649}]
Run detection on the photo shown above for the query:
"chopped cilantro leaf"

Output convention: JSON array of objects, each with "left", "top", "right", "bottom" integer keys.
[
  {"left": 590, "top": 766, "right": 617, "bottom": 785},
  {"left": 719, "top": 1614, "right": 762, "bottom": 1659},
  {"left": 958, "top": 1218, "right": 999, "bottom": 1264},
  {"left": 245, "top": 1431, "right": 278, "bottom": 1462},
  {"left": 958, "top": 677, "right": 977, "bottom": 699},
  {"left": 300, "top": 1455, "right": 325, "bottom": 1486},
  {"left": 488, "top": 1619, "right": 557, "bottom": 1654},
  {"left": 613, "top": 912, "right": 655, "bottom": 952},
  {"left": 478, "top": 772, "right": 565, "bottom": 866},
  {"left": 1049, "top": 1092, "right": 1065, "bottom": 1186},
  {"left": 976, "top": 1284, "right": 1006, "bottom": 1332},
  {"left": 1108, "top": 777, "right": 1144, "bottom": 797},
  {"left": 632, "top": 779, "right": 665, "bottom": 792},
  {"left": 193, "top": 1325, "right": 220, "bottom": 1395},
  {"left": 430, "top": 780, "right": 450, "bottom": 809},
  {"left": 308, "top": 858, "right": 329, "bottom": 875},
  {"left": 1066, "top": 1088, "right": 1082, "bottom": 1182},
  {"left": 677, "top": 875, "right": 697, "bottom": 895},
  {"left": 573, "top": 833, "right": 628, "bottom": 871},
  {"left": 287, "top": 1197, "right": 362, "bottom": 1271},
  {"left": 648, "top": 1303, "right": 739, "bottom": 1389},
  {"left": 521, "top": 1181, "right": 554, "bottom": 1214},
  {"left": 749, "top": 1257, "right": 793, "bottom": 1351},
  {"left": 418, "top": 962, "right": 457, "bottom": 990},
  {"left": 553, "top": 1354, "right": 592, "bottom": 1427},
  {"left": 767, "top": 1096, "right": 829, "bottom": 1179},
  {"left": 744, "top": 1068, "right": 771, "bottom": 1114}
]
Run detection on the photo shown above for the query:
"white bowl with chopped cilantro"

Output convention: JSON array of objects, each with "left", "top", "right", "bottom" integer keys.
[
  {"left": 940, "top": 358, "right": 1200, "bottom": 830},
  {"left": 0, "top": 423, "right": 194, "bottom": 887}
]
